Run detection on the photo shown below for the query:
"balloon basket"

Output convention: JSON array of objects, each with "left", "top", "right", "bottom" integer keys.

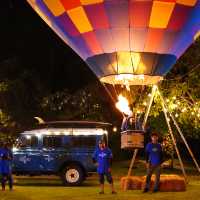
[{"left": 121, "top": 130, "right": 144, "bottom": 149}]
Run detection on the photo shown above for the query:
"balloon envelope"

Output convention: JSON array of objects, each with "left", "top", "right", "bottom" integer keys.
[{"left": 27, "top": 0, "right": 200, "bottom": 85}]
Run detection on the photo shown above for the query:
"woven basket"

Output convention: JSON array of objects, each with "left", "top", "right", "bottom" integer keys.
[{"left": 121, "top": 130, "right": 144, "bottom": 149}]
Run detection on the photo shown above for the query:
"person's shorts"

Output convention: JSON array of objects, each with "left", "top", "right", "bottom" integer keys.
[{"left": 98, "top": 172, "right": 113, "bottom": 184}]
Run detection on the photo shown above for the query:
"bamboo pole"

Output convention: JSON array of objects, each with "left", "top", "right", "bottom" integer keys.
[
  {"left": 158, "top": 91, "right": 187, "bottom": 182},
  {"left": 170, "top": 113, "right": 200, "bottom": 173}
]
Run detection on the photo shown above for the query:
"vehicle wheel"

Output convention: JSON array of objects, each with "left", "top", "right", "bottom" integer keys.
[{"left": 61, "top": 165, "right": 85, "bottom": 186}]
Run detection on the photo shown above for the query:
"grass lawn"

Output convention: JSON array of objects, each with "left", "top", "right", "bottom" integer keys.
[{"left": 0, "top": 160, "right": 200, "bottom": 200}]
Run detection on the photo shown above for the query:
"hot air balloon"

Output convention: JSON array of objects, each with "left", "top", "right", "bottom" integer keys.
[
  {"left": 27, "top": 0, "right": 200, "bottom": 87},
  {"left": 27, "top": 2, "right": 200, "bottom": 182}
]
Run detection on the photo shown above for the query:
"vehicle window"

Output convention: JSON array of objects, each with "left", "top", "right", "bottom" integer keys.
[
  {"left": 71, "top": 136, "right": 96, "bottom": 148},
  {"left": 19, "top": 136, "right": 38, "bottom": 148},
  {"left": 43, "top": 136, "right": 62, "bottom": 148}
]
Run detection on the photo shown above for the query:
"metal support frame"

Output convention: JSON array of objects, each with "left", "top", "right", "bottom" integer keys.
[
  {"left": 127, "top": 86, "right": 157, "bottom": 178},
  {"left": 158, "top": 90, "right": 187, "bottom": 182},
  {"left": 170, "top": 113, "right": 200, "bottom": 173},
  {"left": 124, "top": 85, "right": 199, "bottom": 190}
]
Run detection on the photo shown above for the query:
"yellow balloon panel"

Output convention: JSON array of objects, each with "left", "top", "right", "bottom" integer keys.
[
  {"left": 131, "top": 52, "right": 141, "bottom": 73},
  {"left": 67, "top": 7, "right": 93, "bottom": 33},
  {"left": 134, "top": 54, "right": 156, "bottom": 74},
  {"left": 177, "top": 0, "right": 197, "bottom": 6},
  {"left": 80, "top": 0, "right": 104, "bottom": 5},
  {"left": 115, "top": 52, "right": 134, "bottom": 74},
  {"left": 149, "top": 1, "right": 175, "bottom": 28},
  {"left": 43, "top": 0, "right": 65, "bottom": 16}
]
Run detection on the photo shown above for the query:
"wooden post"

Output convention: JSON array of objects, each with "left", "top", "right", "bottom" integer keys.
[
  {"left": 159, "top": 91, "right": 188, "bottom": 182},
  {"left": 170, "top": 113, "right": 200, "bottom": 173}
]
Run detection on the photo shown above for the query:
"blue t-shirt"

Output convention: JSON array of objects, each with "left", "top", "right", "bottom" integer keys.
[
  {"left": 0, "top": 148, "right": 13, "bottom": 174},
  {"left": 92, "top": 147, "right": 113, "bottom": 174},
  {"left": 145, "top": 143, "right": 163, "bottom": 165},
  {"left": 0, "top": 148, "right": 3, "bottom": 174}
]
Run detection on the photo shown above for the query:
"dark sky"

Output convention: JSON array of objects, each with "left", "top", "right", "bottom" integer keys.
[{"left": 0, "top": 0, "right": 96, "bottom": 92}]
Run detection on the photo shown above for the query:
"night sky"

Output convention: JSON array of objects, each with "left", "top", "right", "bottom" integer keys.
[{"left": 0, "top": 0, "right": 97, "bottom": 92}]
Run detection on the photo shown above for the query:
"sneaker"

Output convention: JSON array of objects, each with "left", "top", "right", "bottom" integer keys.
[
  {"left": 112, "top": 191, "right": 117, "bottom": 194},
  {"left": 99, "top": 191, "right": 104, "bottom": 194},
  {"left": 142, "top": 188, "right": 149, "bottom": 193}
]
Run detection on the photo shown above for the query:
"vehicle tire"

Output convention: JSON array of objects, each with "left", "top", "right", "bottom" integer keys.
[{"left": 61, "top": 164, "right": 85, "bottom": 186}]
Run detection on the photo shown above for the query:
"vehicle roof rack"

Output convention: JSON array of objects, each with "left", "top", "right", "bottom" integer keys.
[{"left": 37, "top": 121, "right": 112, "bottom": 129}]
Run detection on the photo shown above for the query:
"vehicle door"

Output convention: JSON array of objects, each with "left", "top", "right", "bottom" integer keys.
[
  {"left": 40, "top": 135, "right": 64, "bottom": 172},
  {"left": 70, "top": 131, "right": 97, "bottom": 171},
  {"left": 13, "top": 135, "right": 41, "bottom": 173}
]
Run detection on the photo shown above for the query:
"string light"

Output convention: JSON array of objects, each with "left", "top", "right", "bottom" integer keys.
[
  {"left": 26, "top": 135, "right": 31, "bottom": 139},
  {"left": 167, "top": 118, "right": 170, "bottom": 122},
  {"left": 182, "top": 108, "right": 187, "bottom": 112},
  {"left": 170, "top": 104, "right": 177, "bottom": 110},
  {"left": 112, "top": 127, "right": 117, "bottom": 132}
]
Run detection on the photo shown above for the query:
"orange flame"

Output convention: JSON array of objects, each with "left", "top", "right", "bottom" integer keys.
[{"left": 116, "top": 94, "right": 132, "bottom": 116}]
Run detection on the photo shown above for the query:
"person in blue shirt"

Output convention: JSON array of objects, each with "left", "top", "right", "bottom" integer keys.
[
  {"left": 0, "top": 141, "right": 3, "bottom": 176},
  {"left": 121, "top": 114, "right": 142, "bottom": 132},
  {"left": 92, "top": 140, "right": 116, "bottom": 194},
  {"left": 121, "top": 114, "right": 134, "bottom": 131},
  {"left": 143, "top": 132, "right": 163, "bottom": 193},
  {"left": 0, "top": 142, "right": 13, "bottom": 191}
]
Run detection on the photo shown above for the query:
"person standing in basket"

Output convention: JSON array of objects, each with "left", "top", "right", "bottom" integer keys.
[
  {"left": 92, "top": 140, "right": 116, "bottom": 194},
  {"left": 143, "top": 132, "right": 163, "bottom": 193}
]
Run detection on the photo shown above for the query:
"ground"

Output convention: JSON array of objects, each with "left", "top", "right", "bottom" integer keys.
[{"left": 0, "top": 160, "right": 199, "bottom": 200}]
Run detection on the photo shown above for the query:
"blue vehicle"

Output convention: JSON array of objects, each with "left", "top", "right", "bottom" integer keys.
[{"left": 12, "top": 121, "right": 110, "bottom": 185}]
